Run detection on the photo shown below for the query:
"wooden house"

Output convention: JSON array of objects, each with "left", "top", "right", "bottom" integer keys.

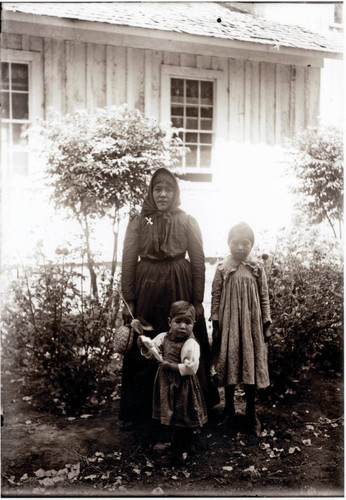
[{"left": 1, "top": 2, "right": 343, "bottom": 257}]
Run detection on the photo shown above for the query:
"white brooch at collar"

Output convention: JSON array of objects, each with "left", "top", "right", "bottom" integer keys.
[{"left": 145, "top": 217, "right": 153, "bottom": 225}]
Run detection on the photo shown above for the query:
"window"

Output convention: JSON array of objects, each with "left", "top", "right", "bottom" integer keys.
[
  {"left": 171, "top": 78, "right": 214, "bottom": 171},
  {"left": 1, "top": 62, "right": 30, "bottom": 175},
  {"left": 161, "top": 65, "right": 227, "bottom": 182},
  {"left": 334, "top": 3, "right": 343, "bottom": 24},
  {"left": 1, "top": 49, "right": 43, "bottom": 179}
]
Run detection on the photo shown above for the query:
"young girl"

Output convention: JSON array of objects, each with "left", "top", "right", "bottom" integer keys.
[
  {"left": 140, "top": 301, "right": 208, "bottom": 456},
  {"left": 210, "top": 222, "right": 271, "bottom": 436}
]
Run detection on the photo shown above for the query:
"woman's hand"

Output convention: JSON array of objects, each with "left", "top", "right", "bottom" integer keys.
[
  {"left": 193, "top": 301, "right": 204, "bottom": 321},
  {"left": 122, "top": 300, "right": 135, "bottom": 325},
  {"left": 264, "top": 322, "right": 272, "bottom": 342}
]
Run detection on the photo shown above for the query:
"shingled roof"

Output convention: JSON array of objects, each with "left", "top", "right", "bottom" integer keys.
[{"left": 3, "top": 2, "right": 343, "bottom": 54}]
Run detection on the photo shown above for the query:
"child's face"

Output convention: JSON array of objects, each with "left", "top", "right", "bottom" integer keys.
[
  {"left": 168, "top": 313, "right": 194, "bottom": 339},
  {"left": 152, "top": 181, "right": 175, "bottom": 212},
  {"left": 229, "top": 237, "right": 253, "bottom": 262}
]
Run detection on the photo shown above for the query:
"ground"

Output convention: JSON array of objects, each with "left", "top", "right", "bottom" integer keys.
[{"left": 1, "top": 366, "right": 343, "bottom": 497}]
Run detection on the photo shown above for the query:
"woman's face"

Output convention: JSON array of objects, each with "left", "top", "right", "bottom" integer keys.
[
  {"left": 229, "top": 237, "right": 253, "bottom": 262},
  {"left": 152, "top": 181, "right": 175, "bottom": 211}
]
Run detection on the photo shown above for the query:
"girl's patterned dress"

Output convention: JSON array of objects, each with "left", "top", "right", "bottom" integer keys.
[
  {"left": 210, "top": 256, "right": 271, "bottom": 389},
  {"left": 147, "top": 332, "right": 208, "bottom": 428}
]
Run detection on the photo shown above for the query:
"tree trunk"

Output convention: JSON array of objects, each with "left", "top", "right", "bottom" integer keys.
[{"left": 83, "top": 214, "right": 98, "bottom": 298}]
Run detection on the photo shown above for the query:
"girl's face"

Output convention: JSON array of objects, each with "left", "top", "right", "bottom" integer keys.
[
  {"left": 152, "top": 181, "right": 175, "bottom": 211},
  {"left": 168, "top": 314, "right": 194, "bottom": 339},
  {"left": 229, "top": 237, "right": 253, "bottom": 262}
]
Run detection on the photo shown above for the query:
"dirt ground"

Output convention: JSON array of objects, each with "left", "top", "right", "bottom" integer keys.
[{"left": 1, "top": 367, "right": 343, "bottom": 497}]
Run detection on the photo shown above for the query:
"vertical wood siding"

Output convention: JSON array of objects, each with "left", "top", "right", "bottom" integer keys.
[{"left": 4, "top": 33, "right": 321, "bottom": 144}]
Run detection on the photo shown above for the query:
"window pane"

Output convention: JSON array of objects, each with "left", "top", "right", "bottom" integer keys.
[
  {"left": 13, "top": 150, "right": 28, "bottom": 176},
  {"left": 201, "top": 119, "right": 212, "bottom": 131},
  {"left": 186, "top": 118, "right": 198, "bottom": 130},
  {"left": 13, "top": 123, "right": 28, "bottom": 145},
  {"left": 12, "top": 93, "right": 29, "bottom": 119},
  {"left": 186, "top": 145, "right": 197, "bottom": 167},
  {"left": 200, "top": 133, "right": 212, "bottom": 144},
  {"left": 201, "top": 107, "right": 213, "bottom": 118},
  {"left": 201, "top": 81, "right": 213, "bottom": 104},
  {"left": 171, "top": 78, "right": 184, "bottom": 103},
  {"left": 186, "top": 107, "right": 198, "bottom": 117},
  {"left": 1, "top": 122, "right": 10, "bottom": 145},
  {"left": 172, "top": 117, "right": 184, "bottom": 128},
  {"left": 200, "top": 146, "right": 212, "bottom": 168},
  {"left": 1, "top": 92, "right": 10, "bottom": 118},
  {"left": 1, "top": 63, "right": 9, "bottom": 90},
  {"left": 186, "top": 132, "right": 198, "bottom": 143},
  {"left": 11, "top": 64, "right": 28, "bottom": 91},
  {"left": 186, "top": 80, "right": 199, "bottom": 103},
  {"left": 171, "top": 106, "right": 184, "bottom": 116}
]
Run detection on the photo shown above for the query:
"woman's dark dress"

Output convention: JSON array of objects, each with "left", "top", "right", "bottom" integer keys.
[{"left": 120, "top": 169, "right": 219, "bottom": 427}]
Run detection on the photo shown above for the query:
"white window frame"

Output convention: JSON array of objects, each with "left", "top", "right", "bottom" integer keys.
[
  {"left": 161, "top": 65, "right": 227, "bottom": 177},
  {"left": 1, "top": 49, "right": 44, "bottom": 180}
]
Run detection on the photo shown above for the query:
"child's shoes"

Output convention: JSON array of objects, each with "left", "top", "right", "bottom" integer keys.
[{"left": 246, "top": 414, "right": 261, "bottom": 437}]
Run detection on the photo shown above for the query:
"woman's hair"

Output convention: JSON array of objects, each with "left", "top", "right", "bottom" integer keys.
[
  {"left": 169, "top": 300, "right": 196, "bottom": 321},
  {"left": 227, "top": 221, "right": 255, "bottom": 246}
]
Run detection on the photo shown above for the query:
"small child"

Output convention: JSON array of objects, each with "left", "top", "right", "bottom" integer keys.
[
  {"left": 210, "top": 222, "right": 271, "bottom": 436},
  {"left": 140, "top": 301, "right": 207, "bottom": 458}
]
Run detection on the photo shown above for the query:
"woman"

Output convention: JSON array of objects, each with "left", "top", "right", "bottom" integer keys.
[{"left": 120, "top": 168, "right": 218, "bottom": 431}]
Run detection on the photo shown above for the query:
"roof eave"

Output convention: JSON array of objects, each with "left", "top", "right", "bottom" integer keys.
[{"left": 3, "top": 10, "right": 342, "bottom": 66}]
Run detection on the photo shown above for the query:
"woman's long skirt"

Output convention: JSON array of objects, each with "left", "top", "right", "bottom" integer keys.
[{"left": 119, "top": 257, "right": 219, "bottom": 426}]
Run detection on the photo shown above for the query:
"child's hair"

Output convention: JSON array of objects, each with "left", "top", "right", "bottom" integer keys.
[
  {"left": 227, "top": 221, "right": 255, "bottom": 246},
  {"left": 169, "top": 300, "right": 196, "bottom": 321}
]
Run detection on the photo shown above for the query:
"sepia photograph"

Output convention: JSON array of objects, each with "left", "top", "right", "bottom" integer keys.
[{"left": 1, "top": 0, "right": 344, "bottom": 497}]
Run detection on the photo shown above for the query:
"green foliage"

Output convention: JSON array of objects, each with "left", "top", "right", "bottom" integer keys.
[
  {"left": 290, "top": 126, "right": 343, "bottom": 238},
  {"left": 262, "top": 227, "right": 343, "bottom": 393},
  {"left": 1, "top": 248, "right": 121, "bottom": 412}
]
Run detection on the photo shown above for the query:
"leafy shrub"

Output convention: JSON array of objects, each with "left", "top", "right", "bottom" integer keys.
[
  {"left": 290, "top": 126, "right": 343, "bottom": 238},
  {"left": 262, "top": 227, "right": 343, "bottom": 394},
  {"left": 1, "top": 248, "right": 121, "bottom": 413}
]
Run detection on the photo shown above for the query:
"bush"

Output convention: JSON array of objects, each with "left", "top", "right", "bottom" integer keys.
[
  {"left": 290, "top": 126, "right": 343, "bottom": 239},
  {"left": 1, "top": 248, "right": 122, "bottom": 413},
  {"left": 262, "top": 227, "right": 343, "bottom": 394}
]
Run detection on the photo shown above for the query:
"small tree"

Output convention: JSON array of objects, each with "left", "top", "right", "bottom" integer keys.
[
  {"left": 290, "top": 126, "right": 343, "bottom": 238},
  {"left": 40, "top": 105, "right": 186, "bottom": 296}
]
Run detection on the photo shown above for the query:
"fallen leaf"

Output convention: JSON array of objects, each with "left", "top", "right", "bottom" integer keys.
[
  {"left": 260, "top": 442, "right": 270, "bottom": 450},
  {"left": 84, "top": 474, "right": 98, "bottom": 480},
  {"left": 67, "top": 417, "right": 76, "bottom": 421},
  {"left": 95, "top": 452, "right": 105, "bottom": 457},
  {"left": 38, "top": 478, "right": 55, "bottom": 487},
  {"left": 183, "top": 471, "right": 191, "bottom": 478},
  {"left": 331, "top": 423, "right": 339, "bottom": 428},
  {"left": 34, "top": 468, "right": 46, "bottom": 478},
  {"left": 25, "top": 420, "right": 32, "bottom": 425},
  {"left": 306, "top": 424, "right": 314, "bottom": 430},
  {"left": 302, "top": 439, "right": 312, "bottom": 446},
  {"left": 22, "top": 396, "right": 32, "bottom": 401},
  {"left": 222, "top": 466, "right": 233, "bottom": 472},
  {"left": 171, "top": 475, "right": 178, "bottom": 480},
  {"left": 80, "top": 414, "right": 93, "bottom": 419},
  {"left": 133, "top": 468, "right": 141, "bottom": 475},
  {"left": 152, "top": 487, "right": 164, "bottom": 495},
  {"left": 288, "top": 446, "right": 301, "bottom": 454},
  {"left": 19, "top": 474, "right": 28, "bottom": 481}
]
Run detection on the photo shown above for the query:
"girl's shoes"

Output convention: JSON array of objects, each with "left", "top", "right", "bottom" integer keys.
[{"left": 246, "top": 414, "right": 261, "bottom": 436}]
